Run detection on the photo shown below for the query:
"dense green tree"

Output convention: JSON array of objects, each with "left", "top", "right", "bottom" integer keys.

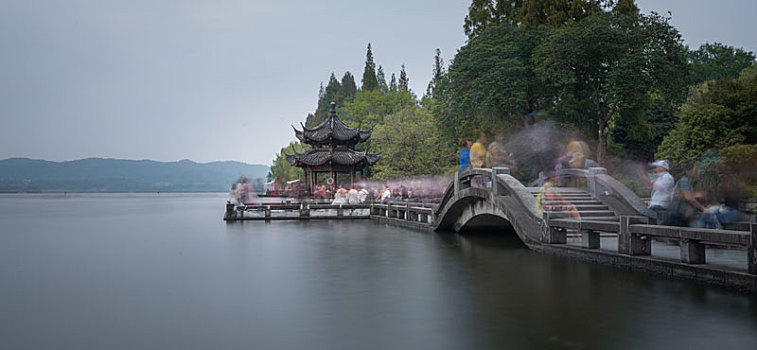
[
  {"left": 434, "top": 23, "right": 549, "bottom": 143},
  {"left": 370, "top": 107, "right": 456, "bottom": 178},
  {"left": 361, "top": 43, "right": 379, "bottom": 91},
  {"left": 656, "top": 74, "right": 757, "bottom": 167},
  {"left": 269, "top": 142, "right": 310, "bottom": 186},
  {"left": 534, "top": 11, "right": 688, "bottom": 165},
  {"left": 341, "top": 72, "right": 357, "bottom": 101},
  {"left": 389, "top": 73, "right": 398, "bottom": 93},
  {"left": 609, "top": 95, "right": 678, "bottom": 160},
  {"left": 340, "top": 88, "right": 417, "bottom": 126},
  {"left": 688, "top": 42, "right": 756, "bottom": 85},
  {"left": 463, "top": 0, "right": 614, "bottom": 39},
  {"left": 739, "top": 63, "right": 757, "bottom": 81}
]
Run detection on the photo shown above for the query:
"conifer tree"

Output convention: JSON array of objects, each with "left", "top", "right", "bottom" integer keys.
[
  {"left": 389, "top": 73, "right": 398, "bottom": 93},
  {"left": 426, "top": 48, "right": 445, "bottom": 98},
  {"left": 361, "top": 43, "right": 379, "bottom": 91},
  {"left": 398, "top": 64, "right": 409, "bottom": 92},
  {"left": 341, "top": 72, "right": 357, "bottom": 99},
  {"left": 377, "top": 65, "right": 388, "bottom": 93}
]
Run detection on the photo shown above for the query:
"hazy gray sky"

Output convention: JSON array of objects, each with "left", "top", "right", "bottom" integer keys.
[{"left": 2, "top": 0, "right": 755, "bottom": 166}]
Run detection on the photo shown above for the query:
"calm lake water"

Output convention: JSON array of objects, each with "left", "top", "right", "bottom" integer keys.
[{"left": 1, "top": 193, "right": 756, "bottom": 349}]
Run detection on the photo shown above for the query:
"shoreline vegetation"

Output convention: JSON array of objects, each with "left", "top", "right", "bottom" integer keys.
[{"left": 269, "top": 0, "right": 756, "bottom": 200}]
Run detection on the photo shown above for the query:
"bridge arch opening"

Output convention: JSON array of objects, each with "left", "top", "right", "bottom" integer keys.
[{"left": 458, "top": 213, "right": 515, "bottom": 234}]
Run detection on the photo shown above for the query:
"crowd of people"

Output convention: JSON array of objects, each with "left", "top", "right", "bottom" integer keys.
[
  {"left": 228, "top": 177, "right": 257, "bottom": 206},
  {"left": 459, "top": 133, "right": 519, "bottom": 172},
  {"left": 640, "top": 159, "right": 748, "bottom": 229},
  {"left": 327, "top": 177, "right": 449, "bottom": 205}
]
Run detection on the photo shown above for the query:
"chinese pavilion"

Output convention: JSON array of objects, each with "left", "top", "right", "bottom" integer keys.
[{"left": 287, "top": 102, "right": 380, "bottom": 192}]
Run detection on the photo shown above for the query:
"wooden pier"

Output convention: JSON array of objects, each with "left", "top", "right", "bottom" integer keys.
[{"left": 224, "top": 201, "right": 436, "bottom": 223}]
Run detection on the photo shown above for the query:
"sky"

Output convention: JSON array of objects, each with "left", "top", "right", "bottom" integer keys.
[{"left": 1, "top": 0, "right": 756, "bottom": 166}]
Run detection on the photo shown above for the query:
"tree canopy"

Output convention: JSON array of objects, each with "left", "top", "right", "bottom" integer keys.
[
  {"left": 463, "top": 0, "right": 617, "bottom": 39},
  {"left": 688, "top": 42, "right": 756, "bottom": 85},
  {"left": 534, "top": 10, "right": 688, "bottom": 165},
  {"left": 656, "top": 71, "right": 757, "bottom": 167}
]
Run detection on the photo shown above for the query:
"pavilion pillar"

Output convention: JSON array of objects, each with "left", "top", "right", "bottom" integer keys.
[{"left": 350, "top": 171, "right": 354, "bottom": 187}]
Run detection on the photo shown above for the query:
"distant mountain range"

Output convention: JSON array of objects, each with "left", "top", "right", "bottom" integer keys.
[{"left": 0, "top": 158, "right": 269, "bottom": 193}]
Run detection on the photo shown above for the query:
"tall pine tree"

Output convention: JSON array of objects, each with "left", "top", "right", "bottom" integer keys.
[
  {"left": 341, "top": 72, "right": 357, "bottom": 100},
  {"left": 361, "top": 43, "right": 379, "bottom": 91},
  {"left": 377, "top": 65, "right": 388, "bottom": 93},
  {"left": 426, "top": 48, "right": 445, "bottom": 98},
  {"left": 398, "top": 64, "right": 409, "bottom": 92},
  {"left": 389, "top": 73, "right": 398, "bottom": 93}
]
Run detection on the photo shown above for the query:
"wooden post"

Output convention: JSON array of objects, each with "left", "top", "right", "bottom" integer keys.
[
  {"left": 681, "top": 239, "right": 705, "bottom": 264},
  {"left": 386, "top": 203, "right": 391, "bottom": 217},
  {"left": 405, "top": 202, "right": 410, "bottom": 220},
  {"left": 749, "top": 223, "right": 757, "bottom": 274},
  {"left": 337, "top": 204, "right": 343, "bottom": 217},
  {"left": 619, "top": 216, "right": 651, "bottom": 256},
  {"left": 265, "top": 205, "right": 271, "bottom": 221},
  {"left": 225, "top": 201, "right": 236, "bottom": 221}
]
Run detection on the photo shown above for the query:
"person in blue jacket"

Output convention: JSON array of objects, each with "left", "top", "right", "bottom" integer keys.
[{"left": 459, "top": 138, "right": 473, "bottom": 172}]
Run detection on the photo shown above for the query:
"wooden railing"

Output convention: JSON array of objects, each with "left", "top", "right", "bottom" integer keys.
[
  {"left": 224, "top": 201, "right": 438, "bottom": 224},
  {"left": 370, "top": 202, "right": 435, "bottom": 224},
  {"left": 547, "top": 216, "right": 757, "bottom": 274},
  {"left": 225, "top": 202, "right": 373, "bottom": 221}
]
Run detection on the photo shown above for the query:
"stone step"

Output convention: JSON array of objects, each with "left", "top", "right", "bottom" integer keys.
[
  {"left": 560, "top": 196, "right": 595, "bottom": 200},
  {"left": 541, "top": 199, "right": 603, "bottom": 205},
  {"left": 571, "top": 210, "right": 616, "bottom": 217},
  {"left": 572, "top": 204, "right": 610, "bottom": 210},
  {"left": 578, "top": 216, "right": 619, "bottom": 222},
  {"left": 528, "top": 190, "right": 591, "bottom": 195}
]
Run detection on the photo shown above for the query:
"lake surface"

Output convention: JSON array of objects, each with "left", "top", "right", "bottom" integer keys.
[{"left": 1, "top": 193, "right": 756, "bottom": 349}]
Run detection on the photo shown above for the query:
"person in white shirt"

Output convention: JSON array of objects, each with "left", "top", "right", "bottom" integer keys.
[
  {"left": 358, "top": 186, "right": 369, "bottom": 203},
  {"left": 641, "top": 160, "right": 675, "bottom": 223},
  {"left": 347, "top": 187, "right": 360, "bottom": 204},
  {"left": 379, "top": 185, "right": 392, "bottom": 204},
  {"left": 332, "top": 187, "right": 348, "bottom": 205}
]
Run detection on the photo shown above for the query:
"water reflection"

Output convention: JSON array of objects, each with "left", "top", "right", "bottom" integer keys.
[{"left": 0, "top": 195, "right": 754, "bottom": 350}]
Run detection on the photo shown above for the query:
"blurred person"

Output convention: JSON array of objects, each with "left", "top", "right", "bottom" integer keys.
[
  {"left": 471, "top": 133, "right": 489, "bottom": 187},
  {"left": 487, "top": 134, "right": 517, "bottom": 171},
  {"left": 332, "top": 186, "right": 348, "bottom": 205},
  {"left": 639, "top": 160, "right": 674, "bottom": 223},
  {"left": 665, "top": 163, "right": 707, "bottom": 227},
  {"left": 379, "top": 185, "right": 392, "bottom": 204},
  {"left": 699, "top": 174, "right": 747, "bottom": 229},
  {"left": 358, "top": 186, "right": 369, "bottom": 203},
  {"left": 566, "top": 139, "right": 590, "bottom": 169},
  {"left": 229, "top": 183, "right": 242, "bottom": 206},
  {"left": 536, "top": 171, "right": 580, "bottom": 219},
  {"left": 459, "top": 138, "right": 473, "bottom": 172},
  {"left": 347, "top": 186, "right": 360, "bottom": 204},
  {"left": 470, "top": 133, "right": 488, "bottom": 169}
]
